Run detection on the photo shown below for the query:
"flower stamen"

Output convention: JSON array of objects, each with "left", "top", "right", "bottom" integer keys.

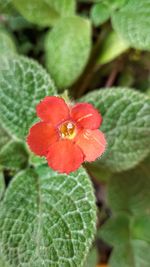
[{"left": 59, "top": 121, "right": 76, "bottom": 139}]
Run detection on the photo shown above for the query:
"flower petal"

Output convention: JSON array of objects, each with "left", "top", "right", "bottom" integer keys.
[
  {"left": 47, "top": 140, "right": 84, "bottom": 174},
  {"left": 71, "top": 103, "right": 102, "bottom": 129},
  {"left": 75, "top": 129, "right": 106, "bottom": 162},
  {"left": 27, "top": 122, "right": 59, "bottom": 156},
  {"left": 36, "top": 96, "right": 70, "bottom": 125}
]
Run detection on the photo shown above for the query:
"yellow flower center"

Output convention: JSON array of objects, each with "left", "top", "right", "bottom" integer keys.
[{"left": 59, "top": 121, "right": 76, "bottom": 139}]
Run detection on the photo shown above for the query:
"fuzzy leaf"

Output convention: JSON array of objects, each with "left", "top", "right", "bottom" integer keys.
[
  {"left": 0, "top": 166, "right": 96, "bottom": 267},
  {"left": 81, "top": 88, "right": 150, "bottom": 172},
  {"left": 98, "top": 31, "right": 129, "bottom": 65},
  {"left": 0, "top": 255, "right": 10, "bottom": 267},
  {"left": 45, "top": 16, "right": 91, "bottom": 89},
  {"left": 0, "top": 0, "right": 15, "bottom": 14},
  {"left": 13, "top": 0, "right": 76, "bottom": 27},
  {"left": 110, "top": 243, "right": 150, "bottom": 267},
  {"left": 99, "top": 156, "right": 150, "bottom": 267},
  {"left": 90, "top": 2, "right": 110, "bottom": 26},
  {"left": 84, "top": 247, "right": 98, "bottom": 267},
  {"left": 0, "top": 55, "right": 56, "bottom": 140},
  {"left": 0, "top": 126, "right": 10, "bottom": 152},
  {"left": 106, "top": 0, "right": 127, "bottom": 10},
  {"left": 100, "top": 215, "right": 150, "bottom": 267},
  {"left": 0, "top": 171, "right": 5, "bottom": 200},
  {"left": 0, "top": 141, "right": 28, "bottom": 170},
  {"left": 100, "top": 214, "right": 131, "bottom": 246},
  {"left": 108, "top": 156, "right": 150, "bottom": 215},
  {"left": 29, "top": 153, "right": 47, "bottom": 167},
  {"left": 112, "top": 0, "right": 150, "bottom": 50},
  {"left": 0, "top": 29, "right": 16, "bottom": 56}
]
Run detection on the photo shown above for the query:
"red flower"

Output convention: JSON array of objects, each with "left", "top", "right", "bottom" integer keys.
[{"left": 27, "top": 96, "right": 106, "bottom": 174}]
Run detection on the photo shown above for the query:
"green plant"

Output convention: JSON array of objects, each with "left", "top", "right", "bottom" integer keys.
[{"left": 0, "top": 0, "right": 150, "bottom": 266}]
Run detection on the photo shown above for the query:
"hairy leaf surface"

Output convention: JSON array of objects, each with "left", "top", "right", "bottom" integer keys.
[
  {"left": 81, "top": 88, "right": 150, "bottom": 172},
  {"left": 0, "top": 56, "right": 56, "bottom": 140},
  {"left": 0, "top": 166, "right": 96, "bottom": 267}
]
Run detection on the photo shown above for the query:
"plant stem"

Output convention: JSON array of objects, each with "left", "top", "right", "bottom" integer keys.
[{"left": 105, "top": 59, "right": 123, "bottom": 87}]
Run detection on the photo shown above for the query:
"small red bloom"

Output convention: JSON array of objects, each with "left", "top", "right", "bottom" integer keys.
[{"left": 27, "top": 96, "right": 106, "bottom": 174}]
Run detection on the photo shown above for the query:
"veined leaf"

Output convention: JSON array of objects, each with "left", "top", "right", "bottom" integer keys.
[
  {"left": 90, "top": 2, "right": 110, "bottom": 26},
  {"left": 99, "top": 155, "right": 150, "bottom": 266},
  {"left": 108, "top": 156, "right": 150, "bottom": 215},
  {"left": 100, "top": 214, "right": 131, "bottom": 246},
  {"left": 98, "top": 31, "right": 129, "bottom": 65},
  {"left": 29, "top": 152, "right": 47, "bottom": 167},
  {"left": 112, "top": 0, "right": 150, "bottom": 50},
  {"left": 45, "top": 0, "right": 76, "bottom": 17},
  {"left": 81, "top": 88, "right": 150, "bottom": 172},
  {"left": 0, "top": 55, "right": 56, "bottom": 140},
  {"left": 106, "top": 0, "right": 127, "bottom": 10},
  {"left": 0, "top": 170, "right": 5, "bottom": 200},
  {"left": 0, "top": 125, "right": 10, "bottom": 152},
  {"left": 0, "top": 166, "right": 96, "bottom": 267},
  {"left": 45, "top": 16, "right": 91, "bottom": 89},
  {"left": 100, "top": 214, "right": 150, "bottom": 267},
  {"left": 0, "top": 141, "right": 28, "bottom": 170},
  {"left": 13, "top": 0, "right": 76, "bottom": 27},
  {"left": 0, "top": 254, "right": 10, "bottom": 267},
  {"left": 0, "top": 0, "right": 15, "bottom": 14},
  {"left": 110, "top": 241, "right": 150, "bottom": 267},
  {"left": 84, "top": 247, "right": 98, "bottom": 267},
  {"left": 0, "top": 29, "right": 16, "bottom": 55}
]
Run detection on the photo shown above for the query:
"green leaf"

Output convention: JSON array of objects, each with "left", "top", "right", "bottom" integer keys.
[
  {"left": 0, "top": 166, "right": 96, "bottom": 267},
  {"left": 147, "top": 88, "right": 150, "bottom": 97},
  {"left": 29, "top": 152, "right": 47, "bottom": 167},
  {"left": 100, "top": 214, "right": 131, "bottom": 246},
  {"left": 106, "top": 0, "right": 127, "bottom": 10},
  {"left": 110, "top": 242, "right": 150, "bottom": 267},
  {"left": 81, "top": 88, "right": 150, "bottom": 172},
  {"left": 0, "top": 141, "right": 28, "bottom": 170},
  {"left": 0, "top": 29, "right": 16, "bottom": 56},
  {"left": 98, "top": 30, "right": 129, "bottom": 65},
  {"left": 112, "top": 0, "right": 150, "bottom": 51},
  {"left": 90, "top": 2, "right": 110, "bottom": 26},
  {"left": 0, "top": 0, "right": 15, "bottom": 14},
  {"left": 100, "top": 215, "right": 150, "bottom": 267},
  {"left": 13, "top": 0, "right": 76, "bottom": 27},
  {"left": 84, "top": 247, "right": 98, "bottom": 267},
  {"left": 99, "top": 155, "right": 150, "bottom": 266},
  {"left": 45, "top": 0, "right": 76, "bottom": 17},
  {"left": 5, "top": 15, "right": 32, "bottom": 31},
  {"left": 108, "top": 157, "right": 150, "bottom": 215},
  {"left": 0, "top": 125, "right": 10, "bottom": 152},
  {"left": 131, "top": 215, "right": 150, "bottom": 243},
  {"left": 45, "top": 16, "right": 91, "bottom": 89},
  {"left": 0, "top": 55, "right": 56, "bottom": 140},
  {"left": 0, "top": 170, "right": 5, "bottom": 200},
  {"left": 0, "top": 255, "right": 10, "bottom": 267}
]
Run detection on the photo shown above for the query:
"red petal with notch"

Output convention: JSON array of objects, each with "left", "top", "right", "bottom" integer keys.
[
  {"left": 71, "top": 103, "right": 102, "bottom": 129},
  {"left": 27, "top": 122, "right": 59, "bottom": 156},
  {"left": 75, "top": 129, "right": 106, "bottom": 162},
  {"left": 36, "top": 96, "right": 70, "bottom": 126},
  {"left": 47, "top": 140, "right": 84, "bottom": 174}
]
